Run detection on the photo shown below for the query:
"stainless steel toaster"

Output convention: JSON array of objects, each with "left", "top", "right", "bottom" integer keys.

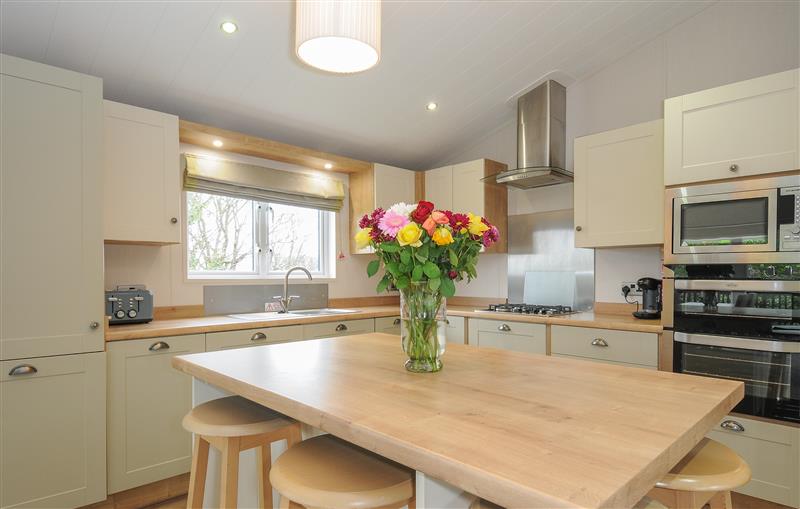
[{"left": 106, "top": 285, "right": 154, "bottom": 325}]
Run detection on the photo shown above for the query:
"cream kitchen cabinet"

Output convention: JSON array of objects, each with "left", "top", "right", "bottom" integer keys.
[
  {"left": 206, "top": 325, "right": 304, "bottom": 351},
  {"left": 424, "top": 159, "right": 508, "bottom": 252},
  {"left": 708, "top": 415, "right": 800, "bottom": 508},
  {"left": 473, "top": 319, "right": 546, "bottom": 354},
  {"left": 574, "top": 120, "right": 664, "bottom": 247},
  {"left": 0, "top": 54, "right": 104, "bottom": 361},
  {"left": 664, "top": 68, "right": 799, "bottom": 185},
  {"left": 104, "top": 100, "right": 181, "bottom": 244},
  {"left": 107, "top": 334, "right": 205, "bottom": 493},
  {"left": 303, "top": 318, "right": 375, "bottom": 339},
  {"left": 375, "top": 316, "right": 402, "bottom": 335},
  {"left": 0, "top": 352, "right": 106, "bottom": 508},
  {"left": 550, "top": 325, "right": 658, "bottom": 369},
  {"left": 444, "top": 315, "right": 466, "bottom": 344},
  {"left": 349, "top": 163, "right": 416, "bottom": 254}
]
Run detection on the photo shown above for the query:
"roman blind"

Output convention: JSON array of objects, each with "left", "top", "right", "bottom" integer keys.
[{"left": 182, "top": 154, "right": 345, "bottom": 212}]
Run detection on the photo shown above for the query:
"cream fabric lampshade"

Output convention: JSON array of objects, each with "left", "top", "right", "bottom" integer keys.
[{"left": 295, "top": 0, "right": 381, "bottom": 74}]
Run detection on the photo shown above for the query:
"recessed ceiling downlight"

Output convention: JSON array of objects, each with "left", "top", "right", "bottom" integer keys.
[
  {"left": 220, "top": 21, "right": 238, "bottom": 34},
  {"left": 324, "top": 163, "right": 333, "bottom": 170},
  {"left": 426, "top": 102, "right": 438, "bottom": 111},
  {"left": 295, "top": 0, "right": 381, "bottom": 74},
  {"left": 212, "top": 139, "right": 224, "bottom": 148}
]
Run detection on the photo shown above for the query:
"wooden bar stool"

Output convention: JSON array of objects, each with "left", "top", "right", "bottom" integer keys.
[
  {"left": 649, "top": 438, "right": 751, "bottom": 509},
  {"left": 469, "top": 495, "right": 666, "bottom": 508},
  {"left": 269, "top": 434, "right": 415, "bottom": 509},
  {"left": 182, "top": 396, "right": 302, "bottom": 509}
]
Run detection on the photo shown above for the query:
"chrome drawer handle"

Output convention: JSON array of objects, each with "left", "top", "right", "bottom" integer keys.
[
  {"left": 251, "top": 332, "right": 267, "bottom": 341},
  {"left": 8, "top": 364, "right": 37, "bottom": 376},
  {"left": 149, "top": 341, "right": 170, "bottom": 352},
  {"left": 335, "top": 323, "right": 348, "bottom": 331},
  {"left": 591, "top": 338, "right": 608, "bottom": 347},
  {"left": 498, "top": 324, "right": 511, "bottom": 332},
  {"left": 90, "top": 321, "right": 100, "bottom": 329},
  {"left": 393, "top": 318, "right": 401, "bottom": 326},
  {"left": 729, "top": 164, "right": 739, "bottom": 172},
  {"left": 720, "top": 420, "right": 745, "bottom": 433}
]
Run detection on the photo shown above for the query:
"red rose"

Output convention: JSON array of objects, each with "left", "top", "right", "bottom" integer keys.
[
  {"left": 410, "top": 200, "right": 434, "bottom": 223},
  {"left": 448, "top": 270, "right": 458, "bottom": 279}
]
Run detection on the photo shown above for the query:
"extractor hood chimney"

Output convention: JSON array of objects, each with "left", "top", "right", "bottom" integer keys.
[{"left": 492, "top": 80, "right": 572, "bottom": 189}]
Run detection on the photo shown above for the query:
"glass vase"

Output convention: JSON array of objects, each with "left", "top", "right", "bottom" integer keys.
[{"left": 399, "top": 282, "right": 446, "bottom": 373}]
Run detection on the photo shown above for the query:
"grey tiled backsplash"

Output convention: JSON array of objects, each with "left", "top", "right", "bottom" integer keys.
[{"left": 203, "top": 283, "right": 329, "bottom": 315}]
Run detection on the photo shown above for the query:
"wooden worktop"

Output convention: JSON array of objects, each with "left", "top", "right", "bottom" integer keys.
[
  {"left": 106, "top": 305, "right": 662, "bottom": 341},
  {"left": 172, "top": 333, "right": 741, "bottom": 508}
]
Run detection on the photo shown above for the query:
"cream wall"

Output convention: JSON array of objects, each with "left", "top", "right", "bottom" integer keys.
[
  {"left": 437, "top": 0, "right": 800, "bottom": 303},
  {"left": 104, "top": 144, "right": 376, "bottom": 306}
]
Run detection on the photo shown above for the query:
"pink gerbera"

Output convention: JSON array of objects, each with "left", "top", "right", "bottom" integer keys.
[{"left": 377, "top": 210, "right": 409, "bottom": 237}]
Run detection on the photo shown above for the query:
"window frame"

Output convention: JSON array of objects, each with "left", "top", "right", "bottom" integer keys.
[{"left": 185, "top": 191, "right": 335, "bottom": 281}]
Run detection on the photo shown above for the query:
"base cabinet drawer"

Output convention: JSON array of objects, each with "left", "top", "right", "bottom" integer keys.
[
  {"left": 375, "top": 316, "right": 401, "bottom": 335},
  {"left": 708, "top": 415, "right": 800, "bottom": 508},
  {"left": 550, "top": 325, "right": 658, "bottom": 367},
  {"left": 303, "top": 319, "right": 375, "bottom": 339},
  {"left": 0, "top": 352, "right": 106, "bottom": 508},
  {"left": 474, "top": 319, "right": 546, "bottom": 354},
  {"left": 206, "top": 325, "right": 304, "bottom": 351},
  {"left": 445, "top": 316, "right": 465, "bottom": 344},
  {"left": 107, "top": 334, "right": 205, "bottom": 493}
]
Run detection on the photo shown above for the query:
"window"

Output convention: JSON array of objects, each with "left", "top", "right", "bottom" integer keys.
[{"left": 186, "top": 191, "right": 334, "bottom": 278}]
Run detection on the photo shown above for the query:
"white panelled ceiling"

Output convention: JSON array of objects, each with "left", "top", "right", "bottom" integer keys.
[{"left": 0, "top": 1, "right": 712, "bottom": 169}]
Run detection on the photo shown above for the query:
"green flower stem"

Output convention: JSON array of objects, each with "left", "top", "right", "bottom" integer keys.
[{"left": 401, "top": 282, "right": 445, "bottom": 372}]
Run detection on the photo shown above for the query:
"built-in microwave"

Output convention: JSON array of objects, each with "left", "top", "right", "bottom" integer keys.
[{"left": 664, "top": 174, "right": 800, "bottom": 264}]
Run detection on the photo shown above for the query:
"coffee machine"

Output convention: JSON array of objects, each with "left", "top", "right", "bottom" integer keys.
[{"left": 633, "top": 277, "right": 662, "bottom": 319}]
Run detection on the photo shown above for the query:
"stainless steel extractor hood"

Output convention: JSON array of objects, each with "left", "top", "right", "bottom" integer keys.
[{"left": 493, "top": 80, "right": 572, "bottom": 189}]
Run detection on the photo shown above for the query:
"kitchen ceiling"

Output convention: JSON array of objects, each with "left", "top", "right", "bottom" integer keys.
[{"left": 0, "top": 0, "right": 712, "bottom": 170}]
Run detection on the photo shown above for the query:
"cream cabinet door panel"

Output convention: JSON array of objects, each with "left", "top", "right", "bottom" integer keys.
[
  {"left": 444, "top": 316, "right": 465, "bottom": 344},
  {"left": 375, "top": 316, "right": 402, "bottom": 335},
  {"left": 107, "top": 334, "right": 205, "bottom": 493},
  {"left": 374, "top": 164, "right": 415, "bottom": 209},
  {"left": 451, "top": 160, "right": 485, "bottom": 217},
  {"left": 708, "top": 415, "right": 799, "bottom": 508},
  {"left": 574, "top": 120, "right": 664, "bottom": 247},
  {"left": 665, "top": 69, "right": 799, "bottom": 185},
  {"left": 424, "top": 166, "right": 453, "bottom": 210},
  {"left": 303, "top": 319, "right": 375, "bottom": 339},
  {"left": 206, "top": 325, "right": 304, "bottom": 351},
  {"left": 477, "top": 331, "right": 546, "bottom": 354},
  {"left": 104, "top": 101, "right": 180, "bottom": 243},
  {"left": 0, "top": 352, "right": 106, "bottom": 508},
  {"left": 550, "top": 325, "right": 658, "bottom": 367},
  {"left": 0, "top": 54, "right": 103, "bottom": 360}
]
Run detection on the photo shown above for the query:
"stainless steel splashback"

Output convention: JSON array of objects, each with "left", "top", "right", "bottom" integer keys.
[{"left": 507, "top": 209, "right": 594, "bottom": 310}]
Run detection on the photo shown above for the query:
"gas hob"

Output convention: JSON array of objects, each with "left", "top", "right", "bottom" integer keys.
[{"left": 479, "top": 303, "right": 575, "bottom": 316}]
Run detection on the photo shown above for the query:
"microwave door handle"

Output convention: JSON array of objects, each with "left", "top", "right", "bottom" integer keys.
[{"left": 772, "top": 324, "right": 800, "bottom": 335}]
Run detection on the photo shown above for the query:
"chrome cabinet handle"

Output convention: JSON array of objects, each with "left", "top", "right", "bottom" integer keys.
[
  {"left": 720, "top": 420, "right": 745, "bottom": 433},
  {"left": 148, "top": 341, "right": 170, "bottom": 352},
  {"left": 729, "top": 164, "right": 739, "bottom": 172},
  {"left": 591, "top": 338, "right": 608, "bottom": 347},
  {"left": 170, "top": 217, "right": 178, "bottom": 224},
  {"left": 251, "top": 332, "right": 267, "bottom": 341},
  {"left": 90, "top": 321, "right": 100, "bottom": 329},
  {"left": 498, "top": 324, "right": 511, "bottom": 332},
  {"left": 393, "top": 318, "right": 401, "bottom": 326},
  {"left": 335, "top": 323, "right": 348, "bottom": 331},
  {"left": 8, "top": 364, "right": 37, "bottom": 376},
  {"left": 575, "top": 226, "right": 582, "bottom": 232}
]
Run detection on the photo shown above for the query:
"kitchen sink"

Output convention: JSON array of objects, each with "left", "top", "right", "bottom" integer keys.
[
  {"left": 288, "top": 308, "right": 360, "bottom": 316},
  {"left": 227, "top": 312, "right": 297, "bottom": 321}
]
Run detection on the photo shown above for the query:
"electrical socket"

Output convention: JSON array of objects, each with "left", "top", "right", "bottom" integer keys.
[{"left": 621, "top": 281, "right": 642, "bottom": 297}]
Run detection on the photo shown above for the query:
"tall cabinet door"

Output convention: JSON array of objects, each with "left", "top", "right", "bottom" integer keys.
[
  {"left": 451, "top": 160, "right": 485, "bottom": 217},
  {"left": 104, "top": 101, "right": 180, "bottom": 244},
  {"left": 374, "top": 163, "right": 415, "bottom": 209},
  {"left": 0, "top": 352, "right": 106, "bottom": 508},
  {"left": 107, "top": 334, "right": 205, "bottom": 493},
  {"left": 574, "top": 119, "right": 664, "bottom": 248},
  {"left": 0, "top": 54, "right": 103, "bottom": 360},
  {"left": 424, "top": 166, "right": 453, "bottom": 210}
]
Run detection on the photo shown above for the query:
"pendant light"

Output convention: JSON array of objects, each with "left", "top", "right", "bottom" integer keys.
[{"left": 295, "top": 0, "right": 381, "bottom": 74}]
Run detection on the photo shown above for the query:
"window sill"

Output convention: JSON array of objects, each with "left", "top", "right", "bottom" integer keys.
[{"left": 185, "top": 275, "right": 336, "bottom": 285}]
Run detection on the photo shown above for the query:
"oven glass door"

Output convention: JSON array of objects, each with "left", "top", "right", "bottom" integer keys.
[{"left": 672, "top": 189, "right": 777, "bottom": 254}]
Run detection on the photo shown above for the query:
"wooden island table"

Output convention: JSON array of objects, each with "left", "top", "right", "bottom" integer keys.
[{"left": 172, "top": 333, "right": 743, "bottom": 508}]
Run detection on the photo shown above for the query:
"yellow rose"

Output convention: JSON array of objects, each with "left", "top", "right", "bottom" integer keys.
[
  {"left": 396, "top": 223, "right": 423, "bottom": 247},
  {"left": 355, "top": 228, "right": 372, "bottom": 249},
  {"left": 467, "top": 213, "right": 489, "bottom": 236},
  {"left": 431, "top": 227, "right": 454, "bottom": 246}
]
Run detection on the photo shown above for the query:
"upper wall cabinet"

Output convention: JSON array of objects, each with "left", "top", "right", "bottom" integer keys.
[
  {"left": 104, "top": 100, "right": 181, "bottom": 244},
  {"left": 424, "top": 159, "right": 508, "bottom": 253},
  {"left": 350, "top": 163, "right": 416, "bottom": 254},
  {"left": 664, "top": 68, "right": 799, "bottom": 185},
  {"left": 574, "top": 119, "right": 664, "bottom": 248}
]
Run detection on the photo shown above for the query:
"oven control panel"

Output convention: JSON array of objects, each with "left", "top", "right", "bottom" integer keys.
[{"left": 779, "top": 186, "right": 800, "bottom": 251}]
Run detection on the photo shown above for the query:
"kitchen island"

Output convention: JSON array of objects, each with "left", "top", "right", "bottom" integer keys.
[{"left": 172, "top": 333, "right": 742, "bottom": 508}]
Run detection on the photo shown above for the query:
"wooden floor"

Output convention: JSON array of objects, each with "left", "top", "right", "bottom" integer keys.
[{"left": 144, "top": 492, "right": 790, "bottom": 509}]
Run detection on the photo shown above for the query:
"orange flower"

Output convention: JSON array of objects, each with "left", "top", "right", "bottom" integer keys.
[{"left": 422, "top": 216, "right": 437, "bottom": 236}]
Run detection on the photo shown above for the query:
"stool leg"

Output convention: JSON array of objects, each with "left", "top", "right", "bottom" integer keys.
[
  {"left": 220, "top": 437, "right": 241, "bottom": 509},
  {"left": 278, "top": 495, "right": 291, "bottom": 509},
  {"left": 257, "top": 444, "right": 273, "bottom": 509},
  {"left": 187, "top": 436, "right": 210, "bottom": 509},
  {"left": 709, "top": 491, "right": 733, "bottom": 509},
  {"left": 286, "top": 422, "right": 302, "bottom": 447}
]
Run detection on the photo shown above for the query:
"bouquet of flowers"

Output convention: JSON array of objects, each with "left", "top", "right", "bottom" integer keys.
[{"left": 355, "top": 200, "right": 499, "bottom": 372}]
